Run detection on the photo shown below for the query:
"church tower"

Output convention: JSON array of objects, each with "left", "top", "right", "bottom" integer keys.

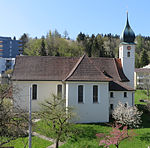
[{"left": 119, "top": 12, "right": 135, "bottom": 88}]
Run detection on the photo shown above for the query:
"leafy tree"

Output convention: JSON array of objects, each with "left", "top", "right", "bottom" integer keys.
[
  {"left": 112, "top": 102, "right": 142, "bottom": 128},
  {"left": 38, "top": 94, "right": 75, "bottom": 148},
  {"left": 76, "top": 32, "right": 86, "bottom": 43},
  {"left": 96, "top": 123, "right": 136, "bottom": 148},
  {"left": 40, "top": 36, "right": 47, "bottom": 56},
  {"left": 23, "top": 38, "right": 41, "bottom": 56},
  {"left": 92, "top": 34, "right": 105, "bottom": 57},
  {"left": 0, "top": 84, "right": 28, "bottom": 146},
  {"left": 140, "top": 49, "right": 149, "bottom": 67}
]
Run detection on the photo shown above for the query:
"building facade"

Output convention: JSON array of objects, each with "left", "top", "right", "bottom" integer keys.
[
  {"left": 12, "top": 14, "right": 135, "bottom": 123},
  {"left": 0, "top": 36, "right": 22, "bottom": 74}
]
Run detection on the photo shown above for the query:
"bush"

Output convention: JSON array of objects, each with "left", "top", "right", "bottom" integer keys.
[{"left": 112, "top": 102, "right": 143, "bottom": 128}]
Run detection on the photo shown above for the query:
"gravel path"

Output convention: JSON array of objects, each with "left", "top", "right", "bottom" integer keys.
[{"left": 32, "top": 131, "right": 65, "bottom": 148}]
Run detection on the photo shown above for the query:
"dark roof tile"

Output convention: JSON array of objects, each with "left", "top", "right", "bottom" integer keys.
[
  {"left": 109, "top": 81, "right": 134, "bottom": 91},
  {"left": 12, "top": 55, "right": 129, "bottom": 82}
]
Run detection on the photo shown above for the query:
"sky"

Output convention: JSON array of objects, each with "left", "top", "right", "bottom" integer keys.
[{"left": 0, "top": 0, "right": 150, "bottom": 40}]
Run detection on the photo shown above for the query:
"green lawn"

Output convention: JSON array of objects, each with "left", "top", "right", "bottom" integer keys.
[
  {"left": 34, "top": 89, "right": 150, "bottom": 148},
  {"left": 134, "top": 89, "right": 150, "bottom": 104},
  {"left": 4, "top": 136, "right": 53, "bottom": 148}
]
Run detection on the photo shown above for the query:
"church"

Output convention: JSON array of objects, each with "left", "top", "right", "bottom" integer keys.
[{"left": 12, "top": 13, "right": 135, "bottom": 123}]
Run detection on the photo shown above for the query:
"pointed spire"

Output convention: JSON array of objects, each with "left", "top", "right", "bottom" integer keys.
[
  {"left": 120, "top": 12, "right": 135, "bottom": 44},
  {"left": 126, "top": 11, "right": 129, "bottom": 27}
]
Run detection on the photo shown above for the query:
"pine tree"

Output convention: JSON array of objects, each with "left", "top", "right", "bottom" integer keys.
[
  {"left": 140, "top": 49, "right": 149, "bottom": 67},
  {"left": 40, "top": 36, "right": 47, "bottom": 56}
]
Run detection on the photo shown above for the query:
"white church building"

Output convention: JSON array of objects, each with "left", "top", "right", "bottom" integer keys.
[{"left": 12, "top": 14, "right": 135, "bottom": 123}]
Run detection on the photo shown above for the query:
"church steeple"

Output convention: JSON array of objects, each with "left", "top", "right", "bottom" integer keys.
[
  {"left": 119, "top": 12, "right": 135, "bottom": 88},
  {"left": 120, "top": 12, "right": 135, "bottom": 43}
]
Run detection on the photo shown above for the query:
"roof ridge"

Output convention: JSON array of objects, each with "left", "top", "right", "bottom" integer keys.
[
  {"left": 113, "top": 58, "right": 122, "bottom": 81},
  {"left": 87, "top": 56, "right": 112, "bottom": 80},
  {"left": 63, "top": 54, "right": 86, "bottom": 81}
]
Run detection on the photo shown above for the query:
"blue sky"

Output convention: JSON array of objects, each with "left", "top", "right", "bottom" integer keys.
[{"left": 0, "top": 0, "right": 150, "bottom": 39}]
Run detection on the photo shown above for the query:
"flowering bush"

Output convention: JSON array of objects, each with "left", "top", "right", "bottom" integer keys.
[
  {"left": 96, "top": 123, "right": 136, "bottom": 148},
  {"left": 112, "top": 102, "right": 142, "bottom": 128}
]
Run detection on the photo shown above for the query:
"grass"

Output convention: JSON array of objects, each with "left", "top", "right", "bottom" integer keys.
[
  {"left": 134, "top": 89, "right": 150, "bottom": 104},
  {"left": 4, "top": 136, "right": 53, "bottom": 148},
  {"left": 34, "top": 89, "right": 150, "bottom": 148}
]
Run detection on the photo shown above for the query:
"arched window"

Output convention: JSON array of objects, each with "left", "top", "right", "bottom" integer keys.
[
  {"left": 93, "top": 85, "right": 98, "bottom": 103},
  {"left": 127, "top": 52, "right": 130, "bottom": 57},
  {"left": 32, "top": 84, "right": 37, "bottom": 100},
  {"left": 57, "top": 84, "right": 62, "bottom": 98},
  {"left": 78, "top": 85, "right": 83, "bottom": 103}
]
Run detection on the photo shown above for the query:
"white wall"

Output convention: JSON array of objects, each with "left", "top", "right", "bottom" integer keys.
[
  {"left": 66, "top": 82, "right": 109, "bottom": 123},
  {"left": 109, "top": 91, "right": 134, "bottom": 111},
  {"left": 119, "top": 44, "right": 135, "bottom": 88},
  {"left": 13, "top": 81, "right": 64, "bottom": 111}
]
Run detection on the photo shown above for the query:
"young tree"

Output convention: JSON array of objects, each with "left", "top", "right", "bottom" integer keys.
[
  {"left": 96, "top": 123, "right": 136, "bottom": 148},
  {"left": 0, "top": 84, "right": 28, "bottom": 147},
  {"left": 38, "top": 94, "right": 75, "bottom": 148},
  {"left": 112, "top": 102, "right": 142, "bottom": 128}
]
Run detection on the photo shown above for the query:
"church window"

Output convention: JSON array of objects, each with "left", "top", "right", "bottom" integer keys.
[
  {"left": 110, "top": 92, "right": 114, "bottom": 98},
  {"left": 32, "top": 84, "right": 37, "bottom": 100},
  {"left": 57, "top": 84, "right": 62, "bottom": 98},
  {"left": 110, "top": 104, "right": 114, "bottom": 110},
  {"left": 127, "top": 52, "right": 130, "bottom": 57},
  {"left": 124, "top": 92, "right": 127, "bottom": 98},
  {"left": 78, "top": 85, "right": 83, "bottom": 103},
  {"left": 93, "top": 85, "right": 98, "bottom": 103}
]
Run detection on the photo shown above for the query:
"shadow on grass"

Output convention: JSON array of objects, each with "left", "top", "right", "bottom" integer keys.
[
  {"left": 136, "top": 104, "right": 150, "bottom": 128},
  {"left": 71, "top": 126, "right": 98, "bottom": 140},
  {"left": 140, "top": 132, "right": 150, "bottom": 143}
]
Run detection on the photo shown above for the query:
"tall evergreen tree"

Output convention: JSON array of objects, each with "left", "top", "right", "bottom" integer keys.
[
  {"left": 20, "top": 33, "right": 29, "bottom": 50},
  {"left": 140, "top": 49, "right": 149, "bottom": 67},
  {"left": 40, "top": 36, "right": 47, "bottom": 56}
]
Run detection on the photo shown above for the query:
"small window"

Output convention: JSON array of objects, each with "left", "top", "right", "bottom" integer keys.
[
  {"left": 127, "top": 52, "right": 130, "bottom": 57},
  {"left": 93, "top": 85, "right": 98, "bottom": 103},
  {"left": 124, "top": 92, "right": 127, "bottom": 98},
  {"left": 110, "top": 104, "right": 114, "bottom": 110},
  {"left": 57, "top": 84, "right": 62, "bottom": 98},
  {"left": 110, "top": 92, "right": 114, "bottom": 98},
  {"left": 32, "top": 84, "right": 37, "bottom": 100},
  {"left": 78, "top": 85, "right": 83, "bottom": 103}
]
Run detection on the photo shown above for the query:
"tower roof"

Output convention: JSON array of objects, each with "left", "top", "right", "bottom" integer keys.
[{"left": 120, "top": 12, "right": 135, "bottom": 44}]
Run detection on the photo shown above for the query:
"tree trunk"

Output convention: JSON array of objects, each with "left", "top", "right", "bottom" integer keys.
[
  {"left": 55, "top": 138, "right": 59, "bottom": 148},
  {"left": 115, "top": 144, "right": 119, "bottom": 148}
]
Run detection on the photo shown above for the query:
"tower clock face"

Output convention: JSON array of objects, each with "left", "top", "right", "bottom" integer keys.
[{"left": 127, "top": 46, "right": 131, "bottom": 50}]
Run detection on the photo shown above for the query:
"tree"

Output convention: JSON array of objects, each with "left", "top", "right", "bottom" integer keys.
[
  {"left": 112, "top": 102, "right": 142, "bottom": 128},
  {"left": 23, "top": 38, "right": 41, "bottom": 56},
  {"left": 19, "top": 33, "right": 29, "bottom": 50},
  {"left": 38, "top": 94, "right": 75, "bottom": 148},
  {"left": 63, "top": 30, "right": 69, "bottom": 39},
  {"left": 0, "top": 84, "right": 28, "bottom": 147},
  {"left": 140, "top": 49, "right": 149, "bottom": 67},
  {"left": 40, "top": 36, "right": 47, "bottom": 56},
  {"left": 96, "top": 123, "right": 136, "bottom": 148}
]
